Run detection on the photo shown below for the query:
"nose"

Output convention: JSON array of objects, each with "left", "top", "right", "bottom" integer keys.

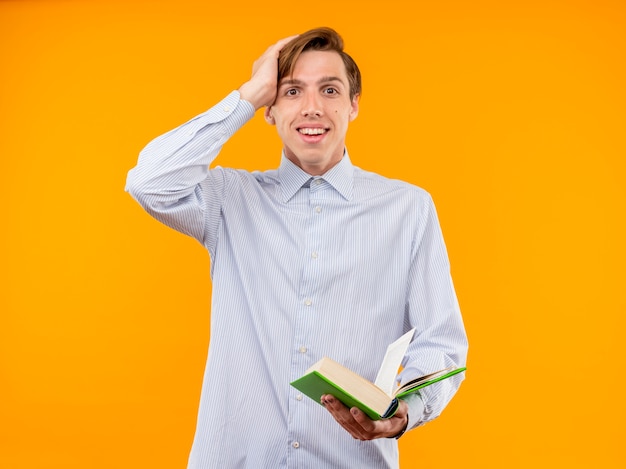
[{"left": 301, "top": 92, "right": 323, "bottom": 117}]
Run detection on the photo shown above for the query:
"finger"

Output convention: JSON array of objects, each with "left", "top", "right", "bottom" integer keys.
[
  {"left": 322, "top": 396, "right": 356, "bottom": 428},
  {"left": 251, "top": 35, "right": 298, "bottom": 76},
  {"left": 349, "top": 406, "right": 378, "bottom": 433},
  {"left": 259, "top": 34, "right": 298, "bottom": 61},
  {"left": 322, "top": 396, "right": 373, "bottom": 440},
  {"left": 273, "top": 34, "right": 299, "bottom": 51},
  {"left": 321, "top": 395, "right": 351, "bottom": 422}
]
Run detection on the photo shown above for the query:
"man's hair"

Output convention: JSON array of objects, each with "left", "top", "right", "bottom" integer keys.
[{"left": 278, "top": 27, "right": 362, "bottom": 100}]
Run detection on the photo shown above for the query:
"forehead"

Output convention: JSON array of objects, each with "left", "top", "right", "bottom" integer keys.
[{"left": 286, "top": 50, "right": 349, "bottom": 84}]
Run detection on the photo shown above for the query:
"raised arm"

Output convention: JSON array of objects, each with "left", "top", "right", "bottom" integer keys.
[{"left": 125, "top": 36, "right": 297, "bottom": 244}]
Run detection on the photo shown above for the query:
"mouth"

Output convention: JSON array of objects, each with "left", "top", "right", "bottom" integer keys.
[{"left": 298, "top": 127, "right": 328, "bottom": 136}]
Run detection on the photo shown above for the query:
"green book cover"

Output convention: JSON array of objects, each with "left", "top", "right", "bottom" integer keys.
[
  {"left": 291, "top": 368, "right": 392, "bottom": 420},
  {"left": 290, "top": 358, "right": 466, "bottom": 421}
]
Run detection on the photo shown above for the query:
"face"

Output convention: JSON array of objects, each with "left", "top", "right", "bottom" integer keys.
[{"left": 265, "top": 50, "right": 359, "bottom": 176}]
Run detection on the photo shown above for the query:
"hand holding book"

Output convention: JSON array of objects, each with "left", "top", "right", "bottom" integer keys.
[
  {"left": 320, "top": 393, "right": 410, "bottom": 440},
  {"left": 290, "top": 329, "right": 466, "bottom": 421}
]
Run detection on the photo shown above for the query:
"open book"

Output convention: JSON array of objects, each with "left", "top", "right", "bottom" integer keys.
[{"left": 290, "top": 329, "right": 466, "bottom": 420}]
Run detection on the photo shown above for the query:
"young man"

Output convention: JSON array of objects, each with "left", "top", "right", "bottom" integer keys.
[{"left": 126, "top": 27, "right": 468, "bottom": 469}]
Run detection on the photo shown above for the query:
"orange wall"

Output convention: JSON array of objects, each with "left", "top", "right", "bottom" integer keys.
[{"left": 1, "top": 1, "right": 625, "bottom": 468}]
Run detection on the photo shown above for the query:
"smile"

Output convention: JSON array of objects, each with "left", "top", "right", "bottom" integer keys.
[{"left": 298, "top": 128, "right": 327, "bottom": 135}]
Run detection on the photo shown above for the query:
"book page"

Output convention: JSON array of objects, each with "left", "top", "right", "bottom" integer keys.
[{"left": 374, "top": 328, "right": 416, "bottom": 396}]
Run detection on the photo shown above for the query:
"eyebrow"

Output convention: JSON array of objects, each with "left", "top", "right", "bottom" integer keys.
[{"left": 279, "top": 76, "right": 345, "bottom": 87}]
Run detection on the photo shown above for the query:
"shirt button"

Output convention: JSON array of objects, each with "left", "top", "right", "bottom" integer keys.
[
  {"left": 296, "top": 394, "right": 303, "bottom": 401},
  {"left": 304, "top": 299, "right": 312, "bottom": 306},
  {"left": 315, "top": 206, "right": 322, "bottom": 213},
  {"left": 292, "top": 441, "right": 300, "bottom": 449},
  {"left": 314, "top": 179, "right": 322, "bottom": 185},
  {"left": 223, "top": 105, "right": 231, "bottom": 112},
  {"left": 311, "top": 251, "right": 318, "bottom": 259},
  {"left": 299, "top": 346, "right": 307, "bottom": 353}
]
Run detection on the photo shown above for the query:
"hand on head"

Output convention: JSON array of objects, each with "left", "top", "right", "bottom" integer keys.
[{"left": 238, "top": 35, "right": 298, "bottom": 110}]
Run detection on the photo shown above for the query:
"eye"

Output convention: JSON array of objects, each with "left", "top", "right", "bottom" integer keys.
[
  {"left": 323, "top": 87, "right": 338, "bottom": 95},
  {"left": 286, "top": 88, "right": 298, "bottom": 96}
]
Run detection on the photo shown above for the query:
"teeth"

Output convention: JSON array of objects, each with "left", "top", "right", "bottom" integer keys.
[{"left": 299, "top": 128, "right": 326, "bottom": 135}]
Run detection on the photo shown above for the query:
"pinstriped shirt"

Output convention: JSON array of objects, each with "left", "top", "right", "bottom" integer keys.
[{"left": 126, "top": 91, "right": 468, "bottom": 469}]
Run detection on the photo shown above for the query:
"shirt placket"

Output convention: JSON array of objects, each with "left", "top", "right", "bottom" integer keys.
[{"left": 286, "top": 177, "right": 327, "bottom": 466}]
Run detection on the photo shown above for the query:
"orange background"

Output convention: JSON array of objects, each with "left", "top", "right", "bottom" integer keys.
[{"left": 1, "top": 0, "right": 625, "bottom": 467}]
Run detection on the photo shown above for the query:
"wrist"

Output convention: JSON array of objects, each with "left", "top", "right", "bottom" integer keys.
[{"left": 238, "top": 81, "right": 274, "bottom": 111}]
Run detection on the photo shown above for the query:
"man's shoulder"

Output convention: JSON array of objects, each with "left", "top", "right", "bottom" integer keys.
[{"left": 353, "top": 166, "right": 432, "bottom": 201}]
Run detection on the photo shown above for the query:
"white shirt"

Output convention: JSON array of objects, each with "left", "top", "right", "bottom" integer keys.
[{"left": 126, "top": 91, "right": 468, "bottom": 469}]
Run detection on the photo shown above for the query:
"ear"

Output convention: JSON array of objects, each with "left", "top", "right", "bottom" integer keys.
[
  {"left": 349, "top": 94, "right": 360, "bottom": 122},
  {"left": 264, "top": 106, "right": 275, "bottom": 125}
]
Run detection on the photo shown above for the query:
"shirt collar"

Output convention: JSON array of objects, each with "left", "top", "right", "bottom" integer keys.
[{"left": 278, "top": 151, "right": 355, "bottom": 202}]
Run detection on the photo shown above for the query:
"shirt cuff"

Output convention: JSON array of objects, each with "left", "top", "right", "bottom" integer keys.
[{"left": 402, "top": 392, "right": 426, "bottom": 431}]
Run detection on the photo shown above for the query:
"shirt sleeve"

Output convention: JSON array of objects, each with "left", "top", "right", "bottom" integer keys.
[
  {"left": 401, "top": 392, "right": 425, "bottom": 432},
  {"left": 125, "top": 91, "right": 255, "bottom": 245},
  {"left": 399, "top": 192, "right": 469, "bottom": 431}
]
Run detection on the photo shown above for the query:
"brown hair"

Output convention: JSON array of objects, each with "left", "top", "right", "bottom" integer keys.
[{"left": 278, "top": 27, "right": 362, "bottom": 100}]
